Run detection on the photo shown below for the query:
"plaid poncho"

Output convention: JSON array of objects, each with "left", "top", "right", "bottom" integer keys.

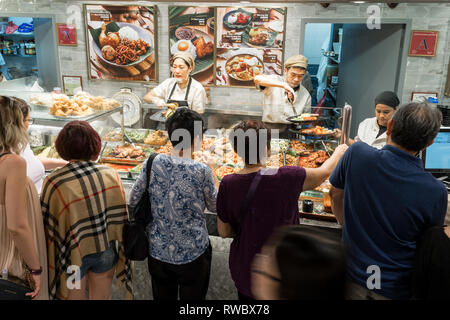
[{"left": 41, "top": 161, "right": 132, "bottom": 300}]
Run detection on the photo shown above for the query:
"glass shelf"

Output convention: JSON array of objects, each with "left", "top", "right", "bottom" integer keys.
[{"left": 30, "top": 104, "right": 123, "bottom": 125}]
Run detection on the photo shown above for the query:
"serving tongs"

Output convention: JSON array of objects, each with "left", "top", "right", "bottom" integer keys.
[
  {"left": 320, "top": 140, "right": 332, "bottom": 157},
  {"left": 123, "top": 132, "right": 137, "bottom": 148}
]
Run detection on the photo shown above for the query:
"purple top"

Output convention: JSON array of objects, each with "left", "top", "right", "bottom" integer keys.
[{"left": 217, "top": 166, "right": 306, "bottom": 298}]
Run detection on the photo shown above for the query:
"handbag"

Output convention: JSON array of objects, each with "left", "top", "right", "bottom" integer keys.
[
  {"left": 233, "top": 171, "right": 263, "bottom": 245},
  {"left": 123, "top": 153, "right": 158, "bottom": 261},
  {"left": 0, "top": 278, "right": 32, "bottom": 300}
]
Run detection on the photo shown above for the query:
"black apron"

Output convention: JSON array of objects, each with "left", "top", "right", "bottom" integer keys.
[{"left": 166, "top": 77, "right": 192, "bottom": 108}]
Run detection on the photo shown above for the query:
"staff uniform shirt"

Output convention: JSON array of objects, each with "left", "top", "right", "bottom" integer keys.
[
  {"left": 20, "top": 143, "right": 45, "bottom": 195},
  {"left": 330, "top": 142, "right": 447, "bottom": 299},
  {"left": 257, "top": 74, "right": 312, "bottom": 124},
  {"left": 355, "top": 117, "right": 387, "bottom": 149},
  {"left": 129, "top": 154, "right": 217, "bottom": 264},
  {"left": 151, "top": 77, "right": 206, "bottom": 114}
]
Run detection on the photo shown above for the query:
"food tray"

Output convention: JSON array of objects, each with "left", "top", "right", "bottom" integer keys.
[
  {"left": 289, "top": 128, "right": 335, "bottom": 139},
  {"left": 286, "top": 115, "right": 327, "bottom": 124},
  {"left": 299, "top": 211, "right": 337, "bottom": 222},
  {"left": 99, "top": 157, "right": 143, "bottom": 166}
]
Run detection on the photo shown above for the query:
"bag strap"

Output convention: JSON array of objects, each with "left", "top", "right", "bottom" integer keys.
[
  {"left": 145, "top": 152, "right": 158, "bottom": 188},
  {"left": 235, "top": 171, "right": 263, "bottom": 240}
]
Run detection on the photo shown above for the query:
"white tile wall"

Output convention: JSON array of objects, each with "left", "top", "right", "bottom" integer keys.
[{"left": 2, "top": 1, "right": 449, "bottom": 105}]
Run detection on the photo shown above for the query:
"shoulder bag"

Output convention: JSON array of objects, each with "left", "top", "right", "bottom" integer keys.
[
  {"left": 123, "top": 153, "right": 158, "bottom": 260},
  {"left": 233, "top": 171, "right": 263, "bottom": 246}
]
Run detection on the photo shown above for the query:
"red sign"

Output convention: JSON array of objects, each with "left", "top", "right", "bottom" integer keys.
[
  {"left": 408, "top": 30, "right": 439, "bottom": 57},
  {"left": 56, "top": 24, "right": 77, "bottom": 46}
]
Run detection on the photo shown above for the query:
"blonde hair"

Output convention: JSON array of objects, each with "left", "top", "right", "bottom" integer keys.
[{"left": 0, "top": 96, "right": 29, "bottom": 154}]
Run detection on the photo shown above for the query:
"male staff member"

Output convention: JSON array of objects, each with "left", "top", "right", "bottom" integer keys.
[
  {"left": 330, "top": 102, "right": 447, "bottom": 300},
  {"left": 254, "top": 54, "right": 312, "bottom": 138}
]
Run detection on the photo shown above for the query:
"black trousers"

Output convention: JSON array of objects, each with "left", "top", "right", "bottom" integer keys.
[{"left": 147, "top": 242, "right": 212, "bottom": 300}]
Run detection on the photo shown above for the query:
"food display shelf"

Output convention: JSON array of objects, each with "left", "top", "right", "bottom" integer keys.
[{"left": 30, "top": 104, "right": 123, "bottom": 125}]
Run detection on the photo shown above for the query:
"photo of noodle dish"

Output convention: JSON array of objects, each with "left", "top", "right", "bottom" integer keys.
[{"left": 91, "top": 22, "right": 152, "bottom": 67}]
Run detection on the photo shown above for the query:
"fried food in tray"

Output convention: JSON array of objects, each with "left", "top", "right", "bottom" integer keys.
[
  {"left": 299, "top": 150, "right": 329, "bottom": 168},
  {"left": 266, "top": 153, "right": 284, "bottom": 168},
  {"left": 104, "top": 129, "right": 123, "bottom": 142},
  {"left": 289, "top": 141, "right": 314, "bottom": 154},
  {"left": 105, "top": 144, "right": 147, "bottom": 162},
  {"left": 144, "top": 130, "right": 168, "bottom": 146},
  {"left": 285, "top": 154, "right": 298, "bottom": 166},
  {"left": 155, "top": 142, "right": 173, "bottom": 155},
  {"left": 49, "top": 97, "right": 94, "bottom": 117},
  {"left": 299, "top": 126, "right": 333, "bottom": 136},
  {"left": 73, "top": 92, "right": 120, "bottom": 111},
  {"left": 215, "top": 165, "right": 240, "bottom": 181}
]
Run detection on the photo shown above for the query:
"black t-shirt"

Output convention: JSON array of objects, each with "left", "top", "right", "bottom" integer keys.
[
  {"left": 376, "top": 125, "right": 387, "bottom": 138},
  {"left": 411, "top": 226, "right": 450, "bottom": 300}
]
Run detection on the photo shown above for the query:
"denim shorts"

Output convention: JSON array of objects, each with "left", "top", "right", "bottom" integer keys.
[{"left": 79, "top": 241, "right": 118, "bottom": 279}]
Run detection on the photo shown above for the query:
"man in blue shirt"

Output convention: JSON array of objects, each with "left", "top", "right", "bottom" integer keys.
[{"left": 330, "top": 102, "right": 447, "bottom": 300}]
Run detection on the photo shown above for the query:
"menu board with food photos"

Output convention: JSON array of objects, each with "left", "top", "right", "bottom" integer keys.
[
  {"left": 215, "top": 7, "right": 286, "bottom": 88},
  {"left": 169, "top": 6, "right": 215, "bottom": 86},
  {"left": 85, "top": 4, "right": 158, "bottom": 83}
]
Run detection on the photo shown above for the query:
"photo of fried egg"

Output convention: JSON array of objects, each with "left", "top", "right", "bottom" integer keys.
[{"left": 170, "top": 40, "right": 197, "bottom": 60}]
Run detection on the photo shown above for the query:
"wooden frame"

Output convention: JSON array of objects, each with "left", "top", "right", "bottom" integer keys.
[
  {"left": 62, "top": 75, "right": 83, "bottom": 96},
  {"left": 56, "top": 23, "right": 77, "bottom": 46},
  {"left": 411, "top": 91, "right": 438, "bottom": 102},
  {"left": 408, "top": 30, "right": 439, "bottom": 57},
  {"left": 83, "top": 4, "right": 159, "bottom": 83}
]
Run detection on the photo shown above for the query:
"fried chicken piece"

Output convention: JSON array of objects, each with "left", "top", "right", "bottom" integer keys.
[{"left": 193, "top": 37, "right": 214, "bottom": 58}]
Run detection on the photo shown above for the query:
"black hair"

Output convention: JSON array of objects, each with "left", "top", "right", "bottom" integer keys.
[
  {"left": 165, "top": 108, "right": 204, "bottom": 148},
  {"left": 267, "top": 225, "right": 346, "bottom": 300},
  {"left": 390, "top": 102, "right": 442, "bottom": 152},
  {"left": 229, "top": 120, "right": 271, "bottom": 165}
]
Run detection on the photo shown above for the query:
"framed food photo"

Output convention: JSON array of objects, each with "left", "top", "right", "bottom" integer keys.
[
  {"left": 62, "top": 75, "right": 83, "bottom": 96},
  {"left": 84, "top": 4, "right": 158, "bottom": 83},
  {"left": 169, "top": 6, "right": 215, "bottom": 86},
  {"left": 411, "top": 91, "right": 438, "bottom": 102},
  {"left": 56, "top": 24, "right": 77, "bottom": 46},
  {"left": 408, "top": 30, "right": 439, "bottom": 57},
  {"left": 215, "top": 6, "right": 286, "bottom": 88}
]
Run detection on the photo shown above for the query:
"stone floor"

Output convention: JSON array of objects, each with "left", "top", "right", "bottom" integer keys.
[{"left": 111, "top": 235, "right": 236, "bottom": 300}]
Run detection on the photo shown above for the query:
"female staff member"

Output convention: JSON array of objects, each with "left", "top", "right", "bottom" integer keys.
[
  {"left": 17, "top": 98, "right": 67, "bottom": 195},
  {"left": 144, "top": 52, "right": 206, "bottom": 114},
  {"left": 341, "top": 91, "right": 400, "bottom": 149}
]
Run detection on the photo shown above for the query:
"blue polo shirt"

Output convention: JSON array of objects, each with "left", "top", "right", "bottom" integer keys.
[{"left": 330, "top": 142, "right": 447, "bottom": 299}]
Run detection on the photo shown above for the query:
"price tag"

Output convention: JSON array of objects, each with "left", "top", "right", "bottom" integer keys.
[
  {"left": 252, "top": 13, "right": 270, "bottom": 22},
  {"left": 222, "top": 34, "right": 242, "bottom": 44},
  {"left": 89, "top": 12, "right": 111, "bottom": 22},
  {"left": 190, "top": 17, "right": 207, "bottom": 26},
  {"left": 263, "top": 54, "right": 277, "bottom": 63}
]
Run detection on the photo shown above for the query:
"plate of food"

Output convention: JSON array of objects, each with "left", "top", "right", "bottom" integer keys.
[
  {"left": 242, "top": 26, "right": 278, "bottom": 49},
  {"left": 100, "top": 144, "right": 153, "bottom": 165},
  {"left": 225, "top": 54, "right": 264, "bottom": 82},
  {"left": 286, "top": 113, "right": 325, "bottom": 124},
  {"left": 90, "top": 21, "right": 153, "bottom": 68},
  {"left": 296, "top": 126, "right": 335, "bottom": 138},
  {"left": 215, "top": 164, "right": 240, "bottom": 181},
  {"left": 223, "top": 9, "right": 252, "bottom": 30},
  {"left": 144, "top": 130, "right": 168, "bottom": 146},
  {"left": 298, "top": 150, "right": 329, "bottom": 168},
  {"left": 49, "top": 97, "right": 95, "bottom": 118},
  {"left": 171, "top": 27, "right": 214, "bottom": 75}
]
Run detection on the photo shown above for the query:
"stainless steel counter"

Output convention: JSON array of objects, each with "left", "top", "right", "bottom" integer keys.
[{"left": 143, "top": 103, "right": 263, "bottom": 116}]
